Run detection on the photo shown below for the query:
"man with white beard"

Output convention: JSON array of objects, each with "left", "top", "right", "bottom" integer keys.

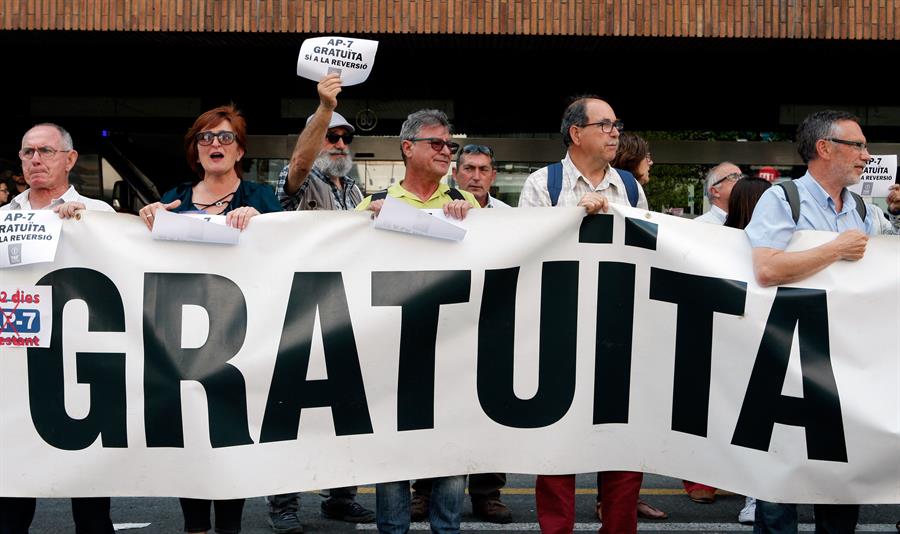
[
  {"left": 268, "top": 74, "right": 373, "bottom": 534},
  {"left": 276, "top": 73, "right": 363, "bottom": 212}
]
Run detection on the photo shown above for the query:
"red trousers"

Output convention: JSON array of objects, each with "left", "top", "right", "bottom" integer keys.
[
  {"left": 683, "top": 480, "right": 716, "bottom": 494},
  {"left": 536, "top": 472, "right": 642, "bottom": 534}
]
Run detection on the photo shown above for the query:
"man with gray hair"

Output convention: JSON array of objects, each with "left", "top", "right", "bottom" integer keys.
[
  {"left": 695, "top": 162, "right": 744, "bottom": 224},
  {"left": 746, "top": 109, "right": 897, "bottom": 534},
  {"left": 268, "top": 73, "right": 374, "bottom": 534},
  {"left": 276, "top": 73, "right": 363, "bottom": 213}
]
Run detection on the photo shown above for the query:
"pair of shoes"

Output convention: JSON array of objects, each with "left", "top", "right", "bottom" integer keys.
[
  {"left": 267, "top": 510, "right": 304, "bottom": 534},
  {"left": 688, "top": 488, "right": 716, "bottom": 504},
  {"left": 637, "top": 499, "right": 668, "bottom": 520},
  {"left": 410, "top": 493, "right": 429, "bottom": 522},
  {"left": 472, "top": 498, "right": 513, "bottom": 524},
  {"left": 738, "top": 497, "right": 756, "bottom": 525},
  {"left": 320, "top": 500, "right": 375, "bottom": 523}
]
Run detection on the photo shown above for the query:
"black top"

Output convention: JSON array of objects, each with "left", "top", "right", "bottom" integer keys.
[{"left": 161, "top": 180, "right": 282, "bottom": 215}]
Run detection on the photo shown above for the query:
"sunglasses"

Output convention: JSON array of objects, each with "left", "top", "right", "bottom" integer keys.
[
  {"left": 409, "top": 137, "right": 461, "bottom": 154},
  {"left": 326, "top": 132, "right": 354, "bottom": 145},
  {"left": 461, "top": 144, "right": 494, "bottom": 157},
  {"left": 195, "top": 131, "right": 236, "bottom": 146}
]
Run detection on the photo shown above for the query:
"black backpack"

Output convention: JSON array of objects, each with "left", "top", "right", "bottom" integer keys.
[{"left": 777, "top": 180, "right": 866, "bottom": 224}]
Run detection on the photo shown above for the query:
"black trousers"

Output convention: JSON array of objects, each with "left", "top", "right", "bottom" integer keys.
[
  {"left": 412, "top": 473, "right": 507, "bottom": 501},
  {"left": 180, "top": 498, "right": 244, "bottom": 534},
  {"left": 0, "top": 497, "right": 113, "bottom": 534}
]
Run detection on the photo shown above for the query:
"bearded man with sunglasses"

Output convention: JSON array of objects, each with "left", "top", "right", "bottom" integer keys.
[
  {"left": 276, "top": 73, "right": 363, "bottom": 213},
  {"left": 266, "top": 73, "right": 375, "bottom": 534}
]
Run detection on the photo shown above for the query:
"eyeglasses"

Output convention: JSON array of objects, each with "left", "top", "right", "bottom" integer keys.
[
  {"left": 712, "top": 172, "right": 746, "bottom": 187},
  {"left": 645, "top": 153, "right": 653, "bottom": 164},
  {"left": 195, "top": 131, "right": 236, "bottom": 146},
  {"left": 409, "top": 137, "right": 461, "bottom": 154},
  {"left": 461, "top": 144, "right": 494, "bottom": 157},
  {"left": 579, "top": 120, "right": 624, "bottom": 133},
  {"left": 825, "top": 138, "right": 868, "bottom": 152},
  {"left": 18, "top": 146, "right": 71, "bottom": 161},
  {"left": 325, "top": 132, "right": 354, "bottom": 145}
]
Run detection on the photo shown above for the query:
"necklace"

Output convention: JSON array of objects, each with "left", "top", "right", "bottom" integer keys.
[{"left": 193, "top": 189, "right": 236, "bottom": 210}]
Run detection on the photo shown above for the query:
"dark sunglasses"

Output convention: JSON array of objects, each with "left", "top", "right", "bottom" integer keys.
[
  {"left": 195, "top": 131, "right": 236, "bottom": 146},
  {"left": 326, "top": 132, "right": 354, "bottom": 145},
  {"left": 410, "top": 137, "right": 461, "bottom": 154},
  {"left": 461, "top": 144, "right": 494, "bottom": 157}
]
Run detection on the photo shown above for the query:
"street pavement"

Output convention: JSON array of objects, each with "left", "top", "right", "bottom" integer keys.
[{"left": 26, "top": 474, "right": 900, "bottom": 533}]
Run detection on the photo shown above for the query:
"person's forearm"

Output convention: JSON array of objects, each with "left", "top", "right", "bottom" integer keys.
[
  {"left": 285, "top": 106, "right": 331, "bottom": 195},
  {"left": 752, "top": 244, "right": 841, "bottom": 287}
]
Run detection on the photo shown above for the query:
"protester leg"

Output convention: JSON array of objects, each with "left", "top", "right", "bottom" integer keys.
[
  {"left": 469, "top": 473, "right": 505, "bottom": 502},
  {"left": 180, "top": 498, "right": 213, "bottom": 533},
  {"left": 410, "top": 479, "right": 434, "bottom": 521},
  {"left": 412, "top": 479, "right": 434, "bottom": 498},
  {"left": 600, "top": 471, "right": 642, "bottom": 534},
  {"left": 376, "top": 481, "right": 411, "bottom": 534},
  {"left": 210, "top": 499, "right": 245, "bottom": 534},
  {"left": 0, "top": 497, "right": 36, "bottom": 534},
  {"left": 753, "top": 501, "right": 798, "bottom": 534},
  {"left": 266, "top": 493, "right": 302, "bottom": 533},
  {"left": 683, "top": 481, "right": 717, "bottom": 503},
  {"left": 535, "top": 474, "right": 576, "bottom": 534},
  {"left": 267, "top": 493, "right": 299, "bottom": 515},
  {"left": 72, "top": 497, "right": 114, "bottom": 534},
  {"left": 428, "top": 475, "right": 465, "bottom": 534},
  {"left": 322, "top": 486, "right": 374, "bottom": 523},
  {"left": 813, "top": 504, "right": 859, "bottom": 534}
]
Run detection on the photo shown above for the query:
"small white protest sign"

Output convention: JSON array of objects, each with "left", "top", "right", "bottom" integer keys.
[
  {"left": 151, "top": 210, "right": 240, "bottom": 245},
  {"left": 848, "top": 154, "right": 897, "bottom": 197},
  {"left": 297, "top": 36, "right": 379, "bottom": 86},
  {"left": 0, "top": 285, "right": 52, "bottom": 349},
  {"left": 373, "top": 195, "right": 467, "bottom": 241},
  {"left": 0, "top": 210, "right": 62, "bottom": 268}
]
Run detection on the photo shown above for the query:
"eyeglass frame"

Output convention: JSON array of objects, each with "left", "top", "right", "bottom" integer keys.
[
  {"left": 195, "top": 130, "right": 237, "bottom": 146},
  {"left": 825, "top": 137, "right": 868, "bottom": 152},
  {"left": 578, "top": 119, "right": 625, "bottom": 134},
  {"left": 18, "top": 146, "right": 72, "bottom": 161},
  {"left": 325, "top": 131, "right": 354, "bottom": 145},
  {"left": 408, "top": 137, "right": 461, "bottom": 155},
  {"left": 711, "top": 172, "right": 746, "bottom": 188}
]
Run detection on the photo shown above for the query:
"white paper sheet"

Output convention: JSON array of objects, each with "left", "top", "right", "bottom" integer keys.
[
  {"left": 296, "top": 36, "right": 379, "bottom": 86},
  {"left": 0, "top": 210, "right": 62, "bottom": 268},
  {"left": 372, "top": 195, "right": 467, "bottom": 241},
  {"left": 151, "top": 210, "right": 239, "bottom": 245}
]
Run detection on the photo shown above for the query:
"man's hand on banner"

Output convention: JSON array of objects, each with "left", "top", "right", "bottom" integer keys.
[
  {"left": 578, "top": 192, "right": 609, "bottom": 215},
  {"left": 52, "top": 201, "right": 86, "bottom": 220}
]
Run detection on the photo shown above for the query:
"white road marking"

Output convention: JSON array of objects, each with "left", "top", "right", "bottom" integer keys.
[{"left": 357, "top": 522, "right": 897, "bottom": 531}]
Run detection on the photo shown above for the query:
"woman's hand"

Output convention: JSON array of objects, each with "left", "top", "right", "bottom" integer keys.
[
  {"left": 226, "top": 206, "right": 260, "bottom": 230},
  {"left": 138, "top": 200, "right": 181, "bottom": 230}
]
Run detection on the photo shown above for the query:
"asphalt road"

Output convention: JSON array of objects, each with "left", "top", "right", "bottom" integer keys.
[{"left": 26, "top": 474, "right": 900, "bottom": 533}]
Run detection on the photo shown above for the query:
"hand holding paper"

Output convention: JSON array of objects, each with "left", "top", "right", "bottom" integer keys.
[{"left": 297, "top": 36, "right": 379, "bottom": 86}]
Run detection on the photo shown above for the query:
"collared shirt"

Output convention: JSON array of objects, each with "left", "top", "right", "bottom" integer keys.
[
  {"left": 276, "top": 166, "right": 363, "bottom": 211},
  {"left": 694, "top": 204, "right": 727, "bottom": 225},
  {"left": 745, "top": 172, "right": 895, "bottom": 250},
  {"left": 356, "top": 182, "right": 480, "bottom": 211},
  {"left": 2, "top": 185, "right": 114, "bottom": 212},
  {"left": 518, "top": 152, "right": 649, "bottom": 209},
  {"left": 486, "top": 195, "right": 511, "bottom": 209}
]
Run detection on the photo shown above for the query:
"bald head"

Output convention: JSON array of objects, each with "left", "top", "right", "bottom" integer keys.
[{"left": 705, "top": 162, "right": 743, "bottom": 211}]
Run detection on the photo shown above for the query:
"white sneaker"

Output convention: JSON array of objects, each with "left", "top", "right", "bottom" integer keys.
[{"left": 738, "top": 497, "right": 756, "bottom": 525}]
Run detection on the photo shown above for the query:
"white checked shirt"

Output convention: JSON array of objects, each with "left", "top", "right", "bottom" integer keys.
[{"left": 518, "top": 152, "right": 648, "bottom": 209}]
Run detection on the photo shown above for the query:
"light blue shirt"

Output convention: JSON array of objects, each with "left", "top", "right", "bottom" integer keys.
[{"left": 745, "top": 172, "right": 884, "bottom": 250}]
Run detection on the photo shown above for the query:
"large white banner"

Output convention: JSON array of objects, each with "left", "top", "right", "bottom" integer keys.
[{"left": 1, "top": 208, "right": 898, "bottom": 503}]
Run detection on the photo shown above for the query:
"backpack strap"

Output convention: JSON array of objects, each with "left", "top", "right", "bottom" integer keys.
[
  {"left": 614, "top": 168, "right": 640, "bottom": 208},
  {"left": 370, "top": 190, "right": 388, "bottom": 202},
  {"left": 370, "top": 187, "right": 465, "bottom": 203},
  {"left": 848, "top": 191, "right": 868, "bottom": 222},
  {"left": 547, "top": 162, "right": 563, "bottom": 206},
  {"left": 778, "top": 180, "right": 868, "bottom": 224},
  {"left": 777, "top": 181, "right": 801, "bottom": 224}
]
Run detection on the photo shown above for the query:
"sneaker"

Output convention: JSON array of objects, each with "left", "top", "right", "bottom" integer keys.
[
  {"left": 472, "top": 498, "right": 513, "bottom": 524},
  {"left": 267, "top": 510, "right": 304, "bottom": 534},
  {"left": 410, "top": 493, "right": 430, "bottom": 522},
  {"left": 738, "top": 497, "right": 756, "bottom": 525},
  {"left": 321, "top": 500, "right": 376, "bottom": 523}
]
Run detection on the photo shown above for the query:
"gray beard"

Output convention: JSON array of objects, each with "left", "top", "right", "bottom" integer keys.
[{"left": 313, "top": 152, "right": 353, "bottom": 178}]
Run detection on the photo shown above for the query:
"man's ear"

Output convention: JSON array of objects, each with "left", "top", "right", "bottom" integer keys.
[{"left": 65, "top": 150, "right": 79, "bottom": 173}]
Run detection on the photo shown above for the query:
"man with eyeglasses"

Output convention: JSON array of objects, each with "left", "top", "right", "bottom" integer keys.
[
  {"left": 746, "top": 110, "right": 897, "bottom": 534},
  {"left": 695, "top": 162, "right": 744, "bottom": 225},
  {"left": 2, "top": 123, "right": 114, "bottom": 217},
  {"left": 452, "top": 144, "right": 510, "bottom": 209},
  {"left": 267, "top": 73, "right": 374, "bottom": 534},
  {"left": 356, "top": 109, "right": 478, "bottom": 534},
  {"left": 518, "top": 95, "right": 648, "bottom": 534},
  {"left": 1, "top": 123, "right": 115, "bottom": 534}
]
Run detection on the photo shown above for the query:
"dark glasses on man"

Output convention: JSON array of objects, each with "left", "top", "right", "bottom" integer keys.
[
  {"left": 461, "top": 144, "right": 494, "bottom": 157},
  {"left": 410, "top": 138, "right": 461, "bottom": 154},
  {"left": 195, "top": 131, "right": 236, "bottom": 146},
  {"left": 326, "top": 132, "right": 354, "bottom": 145}
]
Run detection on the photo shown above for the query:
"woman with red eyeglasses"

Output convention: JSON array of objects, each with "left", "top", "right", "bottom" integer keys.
[{"left": 138, "top": 104, "right": 280, "bottom": 230}]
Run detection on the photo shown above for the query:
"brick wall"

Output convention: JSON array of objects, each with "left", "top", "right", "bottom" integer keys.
[{"left": 1, "top": 0, "right": 897, "bottom": 40}]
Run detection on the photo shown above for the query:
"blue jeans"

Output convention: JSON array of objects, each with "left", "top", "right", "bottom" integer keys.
[
  {"left": 754, "top": 500, "right": 859, "bottom": 534},
  {"left": 376, "top": 476, "right": 465, "bottom": 534}
]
